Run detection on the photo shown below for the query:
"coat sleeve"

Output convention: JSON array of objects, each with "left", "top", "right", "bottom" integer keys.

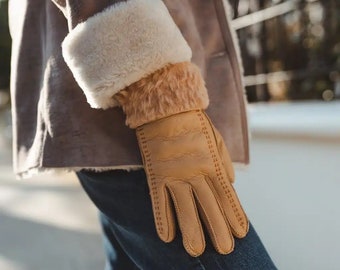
[
  {"left": 51, "top": 0, "right": 126, "bottom": 30},
  {"left": 55, "top": 0, "right": 209, "bottom": 127}
]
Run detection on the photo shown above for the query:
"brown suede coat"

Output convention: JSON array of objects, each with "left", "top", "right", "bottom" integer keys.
[{"left": 9, "top": 0, "right": 249, "bottom": 177}]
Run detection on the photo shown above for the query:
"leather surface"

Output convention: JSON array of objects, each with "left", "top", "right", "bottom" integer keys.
[
  {"left": 52, "top": 0, "right": 126, "bottom": 29},
  {"left": 136, "top": 110, "right": 249, "bottom": 256}
]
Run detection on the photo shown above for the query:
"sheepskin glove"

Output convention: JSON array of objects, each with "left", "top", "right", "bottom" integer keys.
[{"left": 115, "top": 62, "right": 249, "bottom": 257}]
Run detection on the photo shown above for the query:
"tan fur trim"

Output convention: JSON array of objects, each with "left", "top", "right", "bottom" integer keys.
[
  {"left": 115, "top": 62, "right": 209, "bottom": 128},
  {"left": 62, "top": 0, "right": 192, "bottom": 109}
]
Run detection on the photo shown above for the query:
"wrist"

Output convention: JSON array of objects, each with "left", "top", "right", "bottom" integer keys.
[{"left": 115, "top": 62, "right": 209, "bottom": 128}]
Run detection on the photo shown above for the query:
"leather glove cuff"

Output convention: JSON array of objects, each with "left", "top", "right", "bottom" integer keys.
[{"left": 114, "top": 62, "right": 209, "bottom": 128}]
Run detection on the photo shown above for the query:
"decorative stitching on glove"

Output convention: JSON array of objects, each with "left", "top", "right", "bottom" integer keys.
[
  {"left": 196, "top": 111, "right": 248, "bottom": 236},
  {"left": 138, "top": 126, "right": 170, "bottom": 240}
]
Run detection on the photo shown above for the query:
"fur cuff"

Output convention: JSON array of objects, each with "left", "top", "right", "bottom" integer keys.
[
  {"left": 115, "top": 62, "right": 209, "bottom": 128},
  {"left": 62, "top": 0, "right": 192, "bottom": 109}
]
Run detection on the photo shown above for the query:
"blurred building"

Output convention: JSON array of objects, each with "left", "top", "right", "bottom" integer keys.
[{"left": 232, "top": 0, "right": 340, "bottom": 102}]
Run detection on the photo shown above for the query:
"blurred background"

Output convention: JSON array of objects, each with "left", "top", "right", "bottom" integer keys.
[{"left": 0, "top": 0, "right": 339, "bottom": 269}]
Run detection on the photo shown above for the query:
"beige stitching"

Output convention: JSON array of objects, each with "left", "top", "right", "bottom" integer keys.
[
  {"left": 137, "top": 127, "right": 163, "bottom": 236},
  {"left": 163, "top": 187, "right": 175, "bottom": 241},
  {"left": 196, "top": 111, "right": 248, "bottom": 236}
]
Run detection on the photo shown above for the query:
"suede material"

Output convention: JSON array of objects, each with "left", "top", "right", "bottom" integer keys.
[
  {"left": 136, "top": 110, "right": 249, "bottom": 256},
  {"left": 9, "top": 0, "right": 249, "bottom": 177},
  {"left": 51, "top": 0, "right": 127, "bottom": 29}
]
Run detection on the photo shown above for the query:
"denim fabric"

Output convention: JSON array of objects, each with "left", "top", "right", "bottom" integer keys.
[{"left": 77, "top": 169, "right": 277, "bottom": 270}]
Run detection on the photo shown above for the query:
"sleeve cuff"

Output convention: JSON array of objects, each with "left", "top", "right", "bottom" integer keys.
[
  {"left": 114, "top": 62, "right": 209, "bottom": 128},
  {"left": 62, "top": 0, "right": 192, "bottom": 109}
]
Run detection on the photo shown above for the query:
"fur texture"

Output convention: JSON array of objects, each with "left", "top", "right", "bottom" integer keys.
[
  {"left": 62, "top": 0, "right": 192, "bottom": 109},
  {"left": 115, "top": 62, "right": 209, "bottom": 128}
]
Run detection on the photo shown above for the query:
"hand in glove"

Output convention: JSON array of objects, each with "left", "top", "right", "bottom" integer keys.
[{"left": 116, "top": 62, "right": 249, "bottom": 257}]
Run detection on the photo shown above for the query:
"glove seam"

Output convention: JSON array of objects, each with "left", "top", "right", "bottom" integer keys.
[
  {"left": 196, "top": 111, "right": 248, "bottom": 236},
  {"left": 137, "top": 127, "right": 163, "bottom": 237},
  {"left": 167, "top": 184, "right": 205, "bottom": 256},
  {"left": 192, "top": 186, "right": 234, "bottom": 254}
]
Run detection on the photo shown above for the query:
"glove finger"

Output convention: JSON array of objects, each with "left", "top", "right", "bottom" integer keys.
[
  {"left": 190, "top": 176, "right": 234, "bottom": 254},
  {"left": 150, "top": 183, "right": 176, "bottom": 243},
  {"left": 212, "top": 125, "right": 235, "bottom": 183},
  {"left": 137, "top": 127, "right": 176, "bottom": 242},
  {"left": 166, "top": 181, "right": 206, "bottom": 257},
  {"left": 209, "top": 176, "right": 249, "bottom": 238}
]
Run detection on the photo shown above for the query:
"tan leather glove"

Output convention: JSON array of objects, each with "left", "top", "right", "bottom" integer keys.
[
  {"left": 136, "top": 110, "right": 249, "bottom": 257},
  {"left": 115, "top": 62, "right": 249, "bottom": 257}
]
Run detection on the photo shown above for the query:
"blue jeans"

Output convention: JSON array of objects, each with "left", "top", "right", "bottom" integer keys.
[{"left": 77, "top": 169, "right": 277, "bottom": 270}]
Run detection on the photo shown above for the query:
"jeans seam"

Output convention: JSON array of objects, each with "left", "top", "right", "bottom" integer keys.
[{"left": 194, "top": 257, "right": 207, "bottom": 270}]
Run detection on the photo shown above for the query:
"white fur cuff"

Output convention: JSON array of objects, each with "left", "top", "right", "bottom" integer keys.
[{"left": 62, "top": 0, "right": 192, "bottom": 109}]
